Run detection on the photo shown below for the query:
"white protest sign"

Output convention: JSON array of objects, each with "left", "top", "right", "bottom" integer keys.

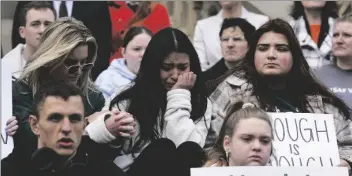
[
  {"left": 268, "top": 113, "right": 340, "bottom": 167},
  {"left": 1, "top": 58, "right": 14, "bottom": 159},
  {"left": 191, "top": 166, "right": 349, "bottom": 176}
]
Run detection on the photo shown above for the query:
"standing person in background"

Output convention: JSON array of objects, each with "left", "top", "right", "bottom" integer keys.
[
  {"left": 315, "top": 15, "right": 352, "bottom": 109},
  {"left": 108, "top": 1, "right": 170, "bottom": 63},
  {"left": 11, "top": 1, "right": 111, "bottom": 80},
  {"left": 2, "top": 2, "right": 56, "bottom": 79},
  {"left": 193, "top": 1, "right": 269, "bottom": 71},
  {"left": 202, "top": 18, "right": 255, "bottom": 95},
  {"left": 95, "top": 27, "right": 153, "bottom": 99},
  {"left": 290, "top": 1, "right": 338, "bottom": 69}
]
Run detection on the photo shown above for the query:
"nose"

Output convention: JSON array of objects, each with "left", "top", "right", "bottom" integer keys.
[
  {"left": 334, "top": 35, "right": 344, "bottom": 45},
  {"left": 252, "top": 140, "right": 262, "bottom": 152},
  {"left": 170, "top": 68, "right": 180, "bottom": 81},
  {"left": 267, "top": 47, "right": 277, "bottom": 60},
  {"left": 61, "top": 118, "right": 72, "bottom": 135},
  {"left": 140, "top": 49, "right": 145, "bottom": 58},
  {"left": 38, "top": 24, "right": 46, "bottom": 34},
  {"left": 227, "top": 39, "right": 235, "bottom": 48}
]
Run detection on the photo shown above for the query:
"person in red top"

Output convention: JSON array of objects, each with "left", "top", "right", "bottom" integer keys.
[{"left": 108, "top": 1, "right": 171, "bottom": 63}]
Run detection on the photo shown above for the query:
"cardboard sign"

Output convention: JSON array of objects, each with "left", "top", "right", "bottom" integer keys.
[
  {"left": 268, "top": 113, "right": 340, "bottom": 167},
  {"left": 1, "top": 58, "right": 14, "bottom": 159},
  {"left": 191, "top": 166, "right": 349, "bottom": 176}
]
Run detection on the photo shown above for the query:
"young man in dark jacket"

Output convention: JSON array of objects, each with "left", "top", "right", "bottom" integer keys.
[{"left": 1, "top": 82, "right": 125, "bottom": 176}]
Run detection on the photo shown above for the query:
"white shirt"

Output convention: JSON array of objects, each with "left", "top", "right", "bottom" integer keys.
[
  {"left": 53, "top": 1, "right": 74, "bottom": 17},
  {"left": 193, "top": 6, "right": 269, "bottom": 71},
  {"left": 1, "top": 44, "right": 27, "bottom": 79}
]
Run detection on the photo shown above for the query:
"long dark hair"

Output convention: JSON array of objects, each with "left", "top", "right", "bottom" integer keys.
[
  {"left": 110, "top": 27, "right": 208, "bottom": 153},
  {"left": 212, "top": 18, "right": 350, "bottom": 120},
  {"left": 290, "top": 1, "right": 338, "bottom": 20}
]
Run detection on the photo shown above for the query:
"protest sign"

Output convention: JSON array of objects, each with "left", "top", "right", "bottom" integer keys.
[
  {"left": 191, "top": 166, "right": 349, "bottom": 176},
  {"left": 268, "top": 113, "right": 340, "bottom": 167},
  {"left": 1, "top": 59, "right": 14, "bottom": 159}
]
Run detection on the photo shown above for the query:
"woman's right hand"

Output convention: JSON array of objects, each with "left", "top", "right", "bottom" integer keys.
[{"left": 6, "top": 116, "right": 18, "bottom": 136}]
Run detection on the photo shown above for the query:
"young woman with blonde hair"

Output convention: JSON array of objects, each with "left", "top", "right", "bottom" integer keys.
[
  {"left": 7, "top": 17, "right": 106, "bottom": 157},
  {"left": 205, "top": 102, "right": 273, "bottom": 167}
]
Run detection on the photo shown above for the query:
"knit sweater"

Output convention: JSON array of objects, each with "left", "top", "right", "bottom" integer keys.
[{"left": 85, "top": 88, "right": 212, "bottom": 171}]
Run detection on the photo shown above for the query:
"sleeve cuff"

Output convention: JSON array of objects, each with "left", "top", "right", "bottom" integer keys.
[
  {"left": 167, "top": 89, "right": 191, "bottom": 98},
  {"left": 85, "top": 112, "right": 116, "bottom": 143}
]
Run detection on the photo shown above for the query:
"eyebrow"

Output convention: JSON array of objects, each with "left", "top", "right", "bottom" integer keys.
[
  {"left": 240, "top": 133, "right": 271, "bottom": 138},
  {"left": 163, "top": 62, "right": 189, "bottom": 65},
  {"left": 257, "top": 43, "right": 289, "bottom": 47},
  {"left": 47, "top": 113, "right": 83, "bottom": 119},
  {"left": 68, "top": 113, "right": 83, "bottom": 120},
  {"left": 30, "top": 20, "right": 40, "bottom": 23}
]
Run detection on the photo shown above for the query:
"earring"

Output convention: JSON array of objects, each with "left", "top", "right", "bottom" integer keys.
[{"left": 225, "top": 149, "right": 229, "bottom": 163}]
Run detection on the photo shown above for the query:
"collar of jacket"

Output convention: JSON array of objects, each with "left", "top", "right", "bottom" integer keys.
[
  {"left": 30, "top": 147, "right": 89, "bottom": 173},
  {"left": 225, "top": 72, "right": 247, "bottom": 87},
  {"left": 292, "top": 15, "right": 334, "bottom": 52},
  {"left": 215, "top": 6, "right": 251, "bottom": 22},
  {"left": 224, "top": 73, "right": 326, "bottom": 113}
]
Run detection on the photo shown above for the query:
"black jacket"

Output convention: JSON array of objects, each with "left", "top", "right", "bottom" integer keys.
[
  {"left": 12, "top": 1, "right": 112, "bottom": 80},
  {"left": 1, "top": 136, "right": 126, "bottom": 176}
]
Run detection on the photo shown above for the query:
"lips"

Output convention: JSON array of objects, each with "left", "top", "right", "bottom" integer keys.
[
  {"left": 334, "top": 47, "right": 346, "bottom": 50},
  {"left": 249, "top": 155, "right": 263, "bottom": 161},
  {"left": 58, "top": 138, "right": 74, "bottom": 148},
  {"left": 264, "top": 63, "right": 279, "bottom": 67}
]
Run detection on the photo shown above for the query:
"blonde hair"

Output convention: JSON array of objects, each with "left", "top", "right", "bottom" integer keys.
[
  {"left": 204, "top": 102, "right": 273, "bottom": 167},
  {"left": 19, "top": 17, "right": 98, "bottom": 97}
]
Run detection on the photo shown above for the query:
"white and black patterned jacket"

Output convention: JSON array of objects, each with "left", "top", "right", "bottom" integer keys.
[{"left": 290, "top": 16, "right": 335, "bottom": 70}]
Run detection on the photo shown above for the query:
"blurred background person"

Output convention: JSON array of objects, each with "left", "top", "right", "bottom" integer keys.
[
  {"left": 2, "top": 2, "right": 56, "bottom": 79},
  {"left": 108, "top": 1, "right": 170, "bottom": 63},
  {"left": 290, "top": 1, "right": 338, "bottom": 69},
  {"left": 193, "top": 1, "right": 269, "bottom": 71},
  {"left": 202, "top": 18, "right": 255, "bottom": 95},
  {"left": 315, "top": 15, "right": 352, "bottom": 109},
  {"left": 95, "top": 27, "right": 152, "bottom": 99}
]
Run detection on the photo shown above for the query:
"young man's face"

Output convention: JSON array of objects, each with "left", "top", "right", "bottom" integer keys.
[
  {"left": 30, "top": 95, "right": 85, "bottom": 157},
  {"left": 19, "top": 8, "right": 55, "bottom": 49}
]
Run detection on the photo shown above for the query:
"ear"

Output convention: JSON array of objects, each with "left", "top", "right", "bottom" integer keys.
[
  {"left": 121, "top": 47, "right": 126, "bottom": 58},
  {"left": 223, "top": 135, "right": 231, "bottom": 152},
  {"left": 19, "top": 26, "right": 26, "bottom": 39},
  {"left": 29, "top": 115, "right": 40, "bottom": 136}
]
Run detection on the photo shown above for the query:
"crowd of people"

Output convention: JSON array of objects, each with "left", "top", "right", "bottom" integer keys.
[{"left": 1, "top": 1, "right": 351, "bottom": 176}]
